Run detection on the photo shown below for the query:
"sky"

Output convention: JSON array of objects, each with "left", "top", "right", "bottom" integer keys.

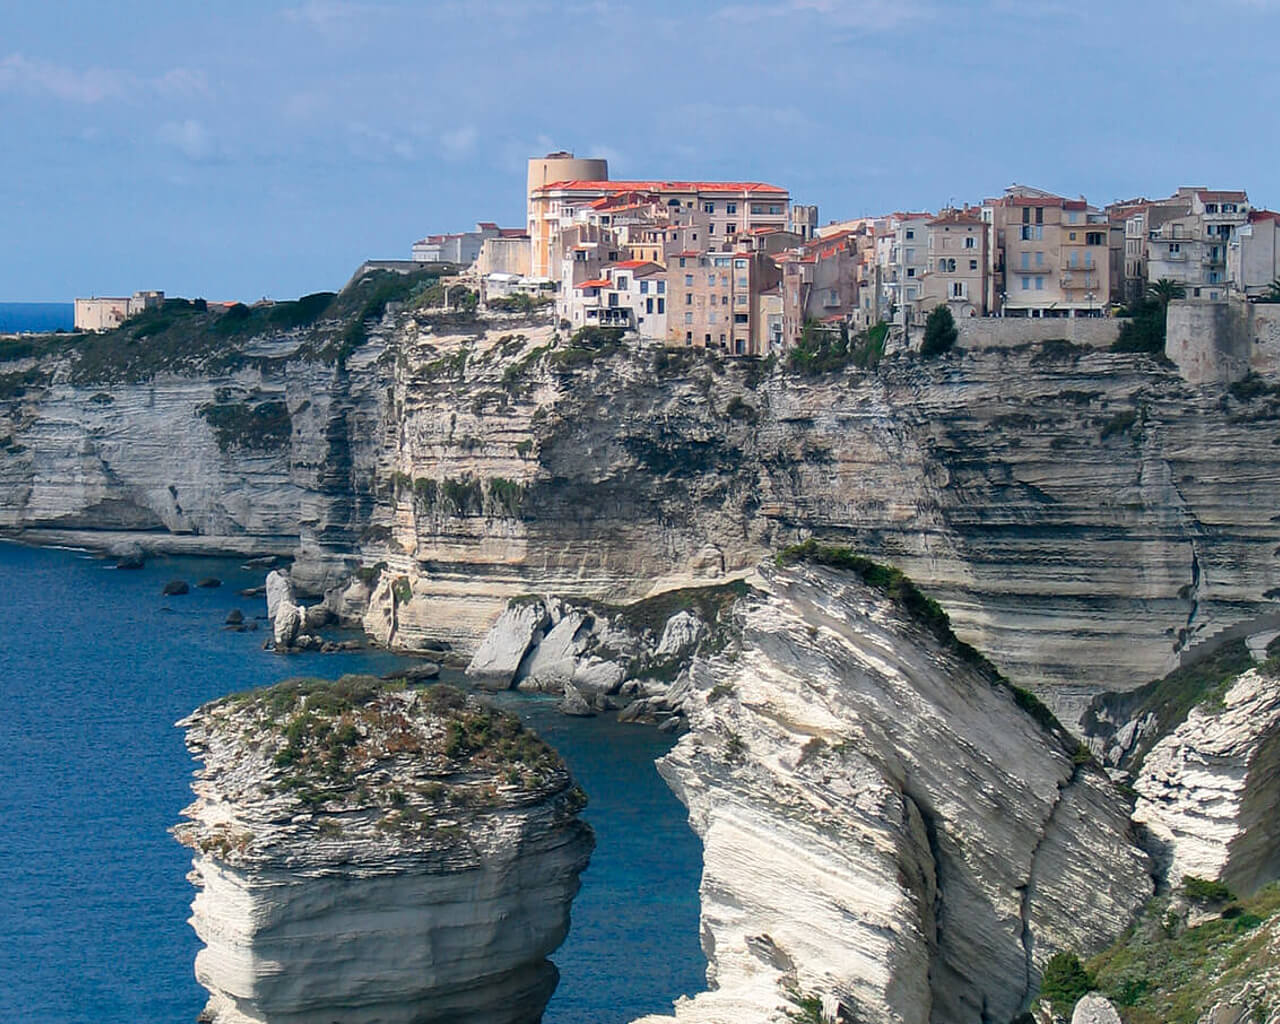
[{"left": 2, "top": 0, "right": 1279, "bottom": 302}]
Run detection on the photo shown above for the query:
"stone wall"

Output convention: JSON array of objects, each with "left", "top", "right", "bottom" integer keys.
[
  {"left": 954, "top": 317, "right": 1121, "bottom": 351},
  {"left": 1166, "top": 297, "right": 1280, "bottom": 385}
]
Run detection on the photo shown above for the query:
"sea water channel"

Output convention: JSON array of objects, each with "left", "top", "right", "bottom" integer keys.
[{"left": 0, "top": 541, "right": 704, "bottom": 1024}]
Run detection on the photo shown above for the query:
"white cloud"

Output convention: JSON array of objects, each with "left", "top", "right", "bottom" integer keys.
[
  {"left": 0, "top": 53, "right": 126, "bottom": 103},
  {"left": 158, "top": 119, "right": 216, "bottom": 161}
]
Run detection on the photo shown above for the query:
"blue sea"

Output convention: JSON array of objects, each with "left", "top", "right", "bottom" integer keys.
[
  {"left": 0, "top": 303, "right": 74, "bottom": 333},
  {"left": 0, "top": 542, "right": 704, "bottom": 1024}
]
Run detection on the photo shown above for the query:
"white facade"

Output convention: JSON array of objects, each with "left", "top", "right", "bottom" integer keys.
[{"left": 73, "top": 290, "right": 164, "bottom": 332}]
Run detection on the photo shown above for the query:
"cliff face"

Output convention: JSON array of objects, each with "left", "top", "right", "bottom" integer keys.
[
  {"left": 174, "top": 676, "right": 593, "bottom": 1024},
  {"left": 629, "top": 560, "right": 1152, "bottom": 1024},
  {"left": 6, "top": 307, "right": 1280, "bottom": 711}
]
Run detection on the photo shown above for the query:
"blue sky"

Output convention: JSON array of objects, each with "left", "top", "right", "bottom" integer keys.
[{"left": 2, "top": 0, "right": 1278, "bottom": 301}]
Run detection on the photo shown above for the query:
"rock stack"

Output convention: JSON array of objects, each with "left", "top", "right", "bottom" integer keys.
[{"left": 175, "top": 676, "right": 593, "bottom": 1024}]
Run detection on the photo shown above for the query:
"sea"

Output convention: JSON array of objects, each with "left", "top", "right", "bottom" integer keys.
[
  {"left": 0, "top": 303, "right": 74, "bottom": 334},
  {"left": 0, "top": 541, "right": 704, "bottom": 1024}
]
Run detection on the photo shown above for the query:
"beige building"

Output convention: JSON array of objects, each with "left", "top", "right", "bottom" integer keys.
[
  {"left": 921, "top": 208, "right": 990, "bottom": 319},
  {"left": 74, "top": 290, "right": 164, "bottom": 332},
  {"left": 1145, "top": 187, "right": 1249, "bottom": 301},
  {"left": 780, "top": 230, "right": 865, "bottom": 345},
  {"left": 987, "top": 186, "right": 1113, "bottom": 317},
  {"left": 666, "top": 248, "right": 781, "bottom": 355},
  {"left": 476, "top": 233, "right": 531, "bottom": 278}
]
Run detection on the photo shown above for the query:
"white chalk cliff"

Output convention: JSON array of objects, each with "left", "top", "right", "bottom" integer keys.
[
  {"left": 633, "top": 559, "right": 1153, "bottom": 1024},
  {"left": 1133, "top": 665, "right": 1280, "bottom": 895},
  {"left": 174, "top": 677, "right": 593, "bottom": 1024}
]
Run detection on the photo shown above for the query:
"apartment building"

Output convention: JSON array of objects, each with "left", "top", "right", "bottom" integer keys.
[
  {"left": 987, "top": 186, "right": 1114, "bottom": 316},
  {"left": 1146, "top": 187, "right": 1250, "bottom": 300},
  {"left": 412, "top": 223, "right": 515, "bottom": 265},
  {"left": 566, "top": 260, "right": 667, "bottom": 336},
  {"left": 1229, "top": 209, "right": 1280, "bottom": 298},
  {"left": 780, "top": 231, "right": 864, "bottom": 344},
  {"left": 529, "top": 173, "right": 789, "bottom": 278},
  {"left": 921, "top": 208, "right": 990, "bottom": 318},
  {"left": 875, "top": 213, "right": 932, "bottom": 323},
  {"left": 666, "top": 248, "right": 781, "bottom": 355}
]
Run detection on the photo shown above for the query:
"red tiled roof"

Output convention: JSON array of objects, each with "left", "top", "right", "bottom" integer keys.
[
  {"left": 1198, "top": 190, "right": 1248, "bottom": 202},
  {"left": 477, "top": 221, "right": 499, "bottom": 229},
  {"left": 1250, "top": 209, "right": 1280, "bottom": 223},
  {"left": 613, "top": 259, "right": 656, "bottom": 269},
  {"left": 576, "top": 278, "right": 610, "bottom": 289},
  {"left": 498, "top": 228, "right": 529, "bottom": 238},
  {"left": 539, "top": 179, "right": 788, "bottom": 195}
]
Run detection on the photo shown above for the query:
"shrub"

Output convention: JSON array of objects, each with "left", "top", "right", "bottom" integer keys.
[
  {"left": 487, "top": 477, "right": 525, "bottom": 517},
  {"left": 724, "top": 395, "right": 758, "bottom": 422},
  {"left": 1039, "top": 950, "right": 1094, "bottom": 1011},
  {"left": 1182, "top": 876, "right": 1235, "bottom": 904},
  {"left": 921, "top": 305, "right": 958, "bottom": 357},
  {"left": 197, "top": 401, "right": 292, "bottom": 452},
  {"left": 1112, "top": 299, "right": 1165, "bottom": 353}
]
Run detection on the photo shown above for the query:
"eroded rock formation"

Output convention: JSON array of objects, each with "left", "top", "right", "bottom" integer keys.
[
  {"left": 1133, "top": 664, "right": 1280, "bottom": 895},
  {"left": 174, "top": 676, "right": 593, "bottom": 1024},
  {"left": 633, "top": 559, "right": 1152, "bottom": 1024}
]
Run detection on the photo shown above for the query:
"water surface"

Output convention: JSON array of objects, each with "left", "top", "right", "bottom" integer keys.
[{"left": 0, "top": 541, "right": 703, "bottom": 1023}]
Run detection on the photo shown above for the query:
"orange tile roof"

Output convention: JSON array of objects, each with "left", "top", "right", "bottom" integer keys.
[
  {"left": 613, "top": 259, "right": 656, "bottom": 269},
  {"left": 575, "top": 278, "right": 610, "bottom": 289},
  {"left": 1198, "top": 190, "right": 1248, "bottom": 202},
  {"left": 1250, "top": 209, "right": 1280, "bottom": 223},
  {"left": 540, "top": 179, "right": 787, "bottom": 195}
]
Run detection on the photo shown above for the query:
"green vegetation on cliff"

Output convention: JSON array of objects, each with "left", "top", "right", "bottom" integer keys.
[{"left": 1086, "top": 882, "right": 1280, "bottom": 1023}]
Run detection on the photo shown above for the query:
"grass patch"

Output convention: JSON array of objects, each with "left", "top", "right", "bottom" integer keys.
[
  {"left": 197, "top": 401, "right": 291, "bottom": 452},
  {"left": 1089, "top": 883, "right": 1280, "bottom": 1023}
]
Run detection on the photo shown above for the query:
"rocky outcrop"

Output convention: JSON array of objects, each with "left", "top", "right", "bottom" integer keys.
[
  {"left": 174, "top": 676, "right": 593, "bottom": 1024},
  {"left": 634, "top": 559, "right": 1152, "bottom": 1024},
  {"left": 1133, "top": 665, "right": 1280, "bottom": 895},
  {"left": 1071, "top": 994, "right": 1122, "bottom": 1024}
]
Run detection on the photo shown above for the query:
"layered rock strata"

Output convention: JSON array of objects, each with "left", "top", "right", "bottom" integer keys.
[
  {"left": 7, "top": 306, "right": 1280, "bottom": 711},
  {"left": 634, "top": 560, "right": 1152, "bottom": 1024},
  {"left": 174, "top": 676, "right": 593, "bottom": 1024},
  {"left": 1133, "top": 665, "right": 1280, "bottom": 895}
]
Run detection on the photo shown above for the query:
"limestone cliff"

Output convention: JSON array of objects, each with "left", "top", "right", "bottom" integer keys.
[
  {"left": 6, "top": 297, "right": 1280, "bottom": 712},
  {"left": 174, "top": 675, "right": 593, "bottom": 1024},
  {"left": 630, "top": 555, "right": 1152, "bottom": 1024},
  {"left": 1133, "top": 662, "right": 1280, "bottom": 896}
]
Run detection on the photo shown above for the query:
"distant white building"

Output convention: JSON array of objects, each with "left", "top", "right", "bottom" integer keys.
[
  {"left": 74, "top": 290, "right": 164, "bottom": 332},
  {"left": 412, "top": 223, "right": 525, "bottom": 267}
]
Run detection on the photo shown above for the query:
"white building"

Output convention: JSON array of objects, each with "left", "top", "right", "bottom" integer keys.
[
  {"left": 562, "top": 260, "right": 666, "bottom": 337},
  {"left": 1228, "top": 209, "right": 1280, "bottom": 299}
]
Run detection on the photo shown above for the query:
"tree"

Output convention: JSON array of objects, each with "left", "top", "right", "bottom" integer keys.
[
  {"left": 1263, "top": 276, "right": 1280, "bottom": 303},
  {"left": 1039, "top": 951, "right": 1094, "bottom": 1012},
  {"left": 1147, "top": 277, "right": 1186, "bottom": 309},
  {"left": 920, "top": 305, "right": 958, "bottom": 357}
]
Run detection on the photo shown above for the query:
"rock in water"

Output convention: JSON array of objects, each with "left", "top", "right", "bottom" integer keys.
[
  {"left": 265, "top": 569, "right": 294, "bottom": 620},
  {"left": 196, "top": 577, "right": 222, "bottom": 589},
  {"left": 225, "top": 609, "right": 244, "bottom": 626},
  {"left": 466, "top": 599, "right": 550, "bottom": 690},
  {"left": 272, "top": 600, "right": 302, "bottom": 650},
  {"left": 162, "top": 579, "right": 189, "bottom": 596},
  {"left": 634, "top": 558, "right": 1152, "bottom": 1024},
  {"left": 1132, "top": 666, "right": 1280, "bottom": 895},
  {"left": 174, "top": 677, "right": 593, "bottom": 1024}
]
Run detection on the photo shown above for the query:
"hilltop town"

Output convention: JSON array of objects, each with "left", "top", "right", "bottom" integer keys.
[{"left": 402, "top": 151, "right": 1279, "bottom": 360}]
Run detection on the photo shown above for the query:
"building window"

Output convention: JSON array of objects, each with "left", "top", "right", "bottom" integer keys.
[
  {"left": 685, "top": 274, "right": 694, "bottom": 286},
  {"left": 1086, "top": 232, "right": 1104, "bottom": 246},
  {"left": 709, "top": 312, "right": 717, "bottom": 324},
  {"left": 1069, "top": 231, "right": 1077, "bottom": 241},
  {"left": 1035, "top": 207, "right": 1044, "bottom": 225},
  {"left": 726, "top": 223, "right": 736, "bottom": 235},
  {"left": 679, "top": 257, "right": 687, "bottom": 268},
  {"left": 1035, "top": 251, "right": 1044, "bottom": 267},
  {"left": 646, "top": 298, "right": 654, "bottom": 313},
  {"left": 735, "top": 259, "right": 747, "bottom": 269},
  {"left": 1035, "top": 276, "right": 1044, "bottom": 290},
  {"left": 1021, "top": 252, "right": 1030, "bottom": 270},
  {"left": 684, "top": 312, "right": 693, "bottom": 324},
  {"left": 907, "top": 268, "right": 915, "bottom": 277},
  {"left": 721, "top": 295, "right": 728, "bottom": 305},
  {"left": 704, "top": 202, "right": 715, "bottom": 214},
  {"left": 657, "top": 298, "right": 665, "bottom": 313},
  {"left": 726, "top": 203, "right": 737, "bottom": 214},
  {"left": 1021, "top": 276, "right": 1031, "bottom": 289},
  {"left": 657, "top": 281, "right": 665, "bottom": 294},
  {"left": 969, "top": 259, "right": 978, "bottom": 270},
  {"left": 734, "top": 313, "right": 748, "bottom": 324},
  {"left": 952, "top": 282, "right": 964, "bottom": 298},
  {"left": 1169, "top": 243, "right": 1181, "bottom": 254},
  {"left": 906, "top": 229, "right": 915, "bottom": 240},
  {"left": 640, "top": 280, "right": 649, "bottom": 294},
  {"left": 965, "top": 236, "right": 975, "bottom": 249},
  {"left": 709, "top": 224, "right": 716, "bottom": 234}
]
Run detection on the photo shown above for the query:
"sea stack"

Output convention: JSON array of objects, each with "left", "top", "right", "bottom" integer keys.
[{"left": 174, "top": 676, "right": 593, "bottom": 1024}]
